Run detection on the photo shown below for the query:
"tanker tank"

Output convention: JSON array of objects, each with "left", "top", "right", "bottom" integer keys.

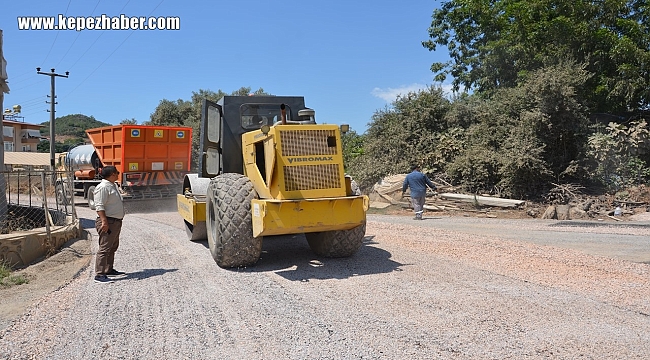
[{"left": 66, "top": 144, "right": 101, "bottom": 179}]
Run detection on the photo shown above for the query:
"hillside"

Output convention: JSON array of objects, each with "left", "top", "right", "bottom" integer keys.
[{"left": 39, "top": 114, "right": 111, "bottom": 137}]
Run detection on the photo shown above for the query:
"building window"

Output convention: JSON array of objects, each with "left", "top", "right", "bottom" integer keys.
[
  {"left": 21, "top": 129, "right": 42, "bottom": 139},
  {"left": 22, "top": 145, "right": 30, "bottom": 151},
  {"left": 4, "top": 141, "right": 15, "bottom": 152},
  {"left": 3, "top": 126, "right": 14, "bottom": 137}
]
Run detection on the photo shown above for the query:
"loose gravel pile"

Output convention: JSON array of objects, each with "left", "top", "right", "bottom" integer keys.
[{"left": 0, "top": 208, "right": 648, "bottom": 359}]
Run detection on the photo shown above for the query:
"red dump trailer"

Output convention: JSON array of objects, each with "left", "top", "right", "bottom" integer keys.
[{"left": 57, "top": 125, "right": 193, "bottom": 209}]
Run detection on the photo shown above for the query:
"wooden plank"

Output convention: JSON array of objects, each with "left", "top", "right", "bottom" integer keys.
[
  {"left": 423, "top": 204, "right": 444, "bottom": 211},
  {"left": 438, "top": 193, "right": 524, "bottom": 208},
  {"left": 606, "top": 215, "right": 622, "bottom": 222}
]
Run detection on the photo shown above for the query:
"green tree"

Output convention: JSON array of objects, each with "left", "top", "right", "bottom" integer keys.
[
  {"left": 37, "top": 140, "right": 73, "bottom": 153},
  {"left": 348, "top": 86, "right": 451, "bottom": 188},
  {"left": 40, "top": 114, "right": 110, "bottom": 137},
  {"left": 120, "top": 118, "right": 138, "bottom": 125},
  {"left": 585, "top": 119, "right": 650, "bottom": 189},
  {"left": 444, "top": 63, "right": 590, "bottom": 197},
  {"left": 423, "top": 0, "right": 650, "bottom": 113},
  {"left": 148, "top": 87, "right": 267, "bottom": 170},
  {"left": 341, "top": 129, "right": 364, "bottom": 171}
]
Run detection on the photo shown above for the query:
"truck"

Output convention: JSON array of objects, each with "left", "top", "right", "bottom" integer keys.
[
  {"left": 177, "top": 96, "right": 368, "bottom": 268},
  {"left": 57, "top": 124, "right": 193, "bottom": 209}
]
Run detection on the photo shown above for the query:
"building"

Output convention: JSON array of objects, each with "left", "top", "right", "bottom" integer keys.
[
  {"left": 1, "top": 30, "right": 55, "bottom": 171},
  {"left": 2, "top": 117, "right": 44, "bottom": 153}
]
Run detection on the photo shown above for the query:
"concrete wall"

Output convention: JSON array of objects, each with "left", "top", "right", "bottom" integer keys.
[{"left": 0, "top": 219, "right": 80, "bottom": 268}]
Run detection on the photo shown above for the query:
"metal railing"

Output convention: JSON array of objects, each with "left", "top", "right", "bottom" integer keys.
[{"left": 1, "top": 170, "right": 77, "bottom": 235}]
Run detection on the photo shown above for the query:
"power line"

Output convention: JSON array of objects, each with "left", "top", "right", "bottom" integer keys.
[
  {"left": 11, "top": 79, "right": 48, "bottom": 92},
  {"left": 5, "top": 71, "right": 35, "bottom": 83},
  {"left": 17, "top": 103, "right": 48, "bottom": 111},
  {"left": 40, "top": 0, "right": 73, "bottom": 67},
  {"left": 12, "top": 95, "right": 48, "bottom": 106},
  {"left": 20, "top": 109, "right": 49, "bottom": 119},
  {"left": 5, "top": 98, "right": 48, "bottom": 109},
  {"left": 61, "top": 31, "right": 135, "bottom": 99},
  {"left": 62, "top": 0, "right": 165, "bottom": 99},
  {"left": 149, "top": 0, "right": 165, "bottom": 16},
  {"left": 66, "top": 31, "right": 106, "bottom": 71},
  {"left": 55, "top": 0, "right": 103, "bottom": 68},
  {"left": 65, "top": 0, "right": 132, "bottom": 71},
  {"left": 18, "top": 106, "right": 49, "bottom": 115}
]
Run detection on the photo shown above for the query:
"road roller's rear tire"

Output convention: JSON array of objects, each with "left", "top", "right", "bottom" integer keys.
[
  {"left": 306, "top": 224, "right": 366, "bottom": 258},
  {"left": 206, "top": 173, "right": 262, "bottom": 268}
]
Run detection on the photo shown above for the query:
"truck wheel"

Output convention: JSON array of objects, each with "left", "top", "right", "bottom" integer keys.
[
  {"left": 305, "top": 224, "right": 366, "bottom": 258},
  {"left": 206, "top": 173, "right": 263, "bottom": 268},
  {"left": 87, "top": 185, "right": 96, "bottom": 210}
]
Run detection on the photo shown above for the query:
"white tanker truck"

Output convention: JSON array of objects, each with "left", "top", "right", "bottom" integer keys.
[{"left": 56, "top": 144, "right": 104, "bottom": 207}]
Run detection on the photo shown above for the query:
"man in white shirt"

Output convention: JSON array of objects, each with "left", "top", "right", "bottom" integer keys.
[{"left": 93, "top": 166, "right": 126, "bottom": 283}]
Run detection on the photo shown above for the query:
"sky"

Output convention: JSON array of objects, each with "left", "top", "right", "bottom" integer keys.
[{"left": 1, "top": 0, "right": 449, "bottom": 134}]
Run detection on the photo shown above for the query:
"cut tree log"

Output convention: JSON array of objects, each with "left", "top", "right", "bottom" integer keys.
[{"left": 438, "top": 193, "right": 525, "bottom": 208}]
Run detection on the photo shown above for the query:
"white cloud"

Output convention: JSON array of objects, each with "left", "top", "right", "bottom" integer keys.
[
  {"left": 371, "top": 83, "right": 428, "bottom": 102},
  {"left": 371, "top": 83, "right": 456, "bottom": 103},
  {"left": 439, "top": 83, "right": 455, "bottom": 95}
]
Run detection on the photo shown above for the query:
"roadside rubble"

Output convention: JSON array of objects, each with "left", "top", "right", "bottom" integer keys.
[
  {"left": 540, "top": 183, "right": 650, "bottom": 221},
  {"left": 368, "top": 174, "right": 534, "bottom": 219},
  {"left": 368, "top": 174, "right": 650, "bottom": 221}
]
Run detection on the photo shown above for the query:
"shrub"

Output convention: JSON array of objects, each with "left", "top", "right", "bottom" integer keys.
[{"left": 0, "top": 260, "right": 29, "bottom": 287}]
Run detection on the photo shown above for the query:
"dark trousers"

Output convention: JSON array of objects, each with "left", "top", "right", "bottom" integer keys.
[{"left": 95, "top": 217, "right": 122, "bottom": 275}]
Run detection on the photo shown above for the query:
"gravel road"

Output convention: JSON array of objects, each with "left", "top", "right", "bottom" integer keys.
[{"left": 1, "top": 206, "right": 649, "bottom": 359}]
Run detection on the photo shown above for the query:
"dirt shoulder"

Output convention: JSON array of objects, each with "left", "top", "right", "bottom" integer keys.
[{"left": 0, "top": 232, "right": 92, "bottom": 331}]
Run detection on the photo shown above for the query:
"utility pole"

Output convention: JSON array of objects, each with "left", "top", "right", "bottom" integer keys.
[
  {"left": 1, "top": 29, "right": 10, "bottom": 222},
  {"left": 36, "top": 67, "right": 68, "bottom": 169}
]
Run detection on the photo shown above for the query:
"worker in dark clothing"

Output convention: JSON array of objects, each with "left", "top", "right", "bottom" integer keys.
[{"left": 402, "top": 164, "right": 437, "bottom": 220}]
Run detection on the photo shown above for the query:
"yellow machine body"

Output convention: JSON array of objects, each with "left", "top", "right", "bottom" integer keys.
[
  {"left": 244, "top": 123, "right": 367, "bottom": 237},
  {"left": 177, "top": 194, "right": 206, "bottom": 224},
  {"left": 250, "top": 196, "right": 368, "bottom": 237},
  {"left": 178, "top": 123, "right": 368, "bottom": 238}
]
